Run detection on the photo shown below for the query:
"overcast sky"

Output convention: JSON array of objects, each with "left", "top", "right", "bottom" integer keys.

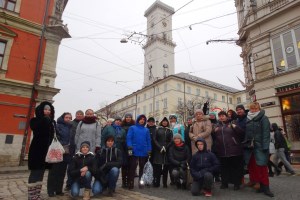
[{"left": 53, "top": 0, "right": 244, "bottom": 118}]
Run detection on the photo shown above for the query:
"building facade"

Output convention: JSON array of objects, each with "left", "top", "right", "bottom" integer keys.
[
  {"left": 0, "top": 0, "right": 70, "bottom": 166},
  {"left": 235, "top": 0, "right": 300, "bottom": 152},
  {"left": 96, "top": 72, "right": 246, "bottom": 124}
]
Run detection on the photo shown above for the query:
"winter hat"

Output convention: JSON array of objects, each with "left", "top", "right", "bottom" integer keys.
[
  {"left": 114, "top": 116, "right": 122, "bottom": 121},
  {"left": 194, "top": 109, "right": 204, "bottom": 116},
  {"left": 173, "top": 134, "right": 182, "bottom": 141},
  {"left": 80, "top": 141, "right": 90, "bottom": 149},
  {"left": 147, "top": 117, "right": 155, "bottom": 122},
  {"left": 187, "top": 116, "right": 193, "bottom": 120},
  {"left": 169, "top": 114, "right": 177, "bottom": 120},
  {"left": 44, "top": 105, "right": 51, "bottom": 110},
  {"left": 76, "top": 110, "right": 84, "bottom": 115},
  {"left": 236, "top": 104, "right": 245, "bottom": 111},
  {"left": 125, "top": 113, "right": 133, "bottom": 118}
]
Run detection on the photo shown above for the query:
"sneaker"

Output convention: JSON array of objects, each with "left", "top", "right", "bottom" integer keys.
[
  {"left": 290, "top": 172, "right": 297, "bottom": 176},
  {"left": 204, "top": 190, "right": 212, "bottom": 197}
]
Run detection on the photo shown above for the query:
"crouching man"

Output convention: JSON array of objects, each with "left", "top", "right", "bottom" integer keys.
[
  {"left": 92, "top": 136, "right": 122, "bottom": 197},
  {"left": 190, "top": 138, "right": 220, "bottom": 197},
  {"left": 68, "top": 141, "right": 94, "bottom": 200}
]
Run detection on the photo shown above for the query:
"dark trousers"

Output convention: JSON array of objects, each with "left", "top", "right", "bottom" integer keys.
[
  {"left": 121, "top": 165, "right": 129, "bottom": 186},
  {"left": 191, "top": 172, "right": 214, "bottom": 196},
  {"left": 171, "top": 167, "right": 187, "bottom": 184},
  {"left": 47, "top": 160, "right": 68, "bottom": 194},
  {"left": 220, "top": 155, "right": 244, "bottom": 186},
  {"left": 28, "top": 169, "right": 45, "bottom": 183},
  {"left": 128, "top": 156, "right": 148, "bottom": 187},
  {"left": 153, "top": 164, "right": 169, "bottom": 187}
]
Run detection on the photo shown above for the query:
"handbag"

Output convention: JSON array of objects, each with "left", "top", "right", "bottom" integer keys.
[
  {"left": 186, "top": 162, "right": 193, "bottom": 189},
  {"left": 140, "top": 159, "right": 154, "bottom": 185},
  {"left": 45, "top": 124, "right": 65, "bottom": 163}
]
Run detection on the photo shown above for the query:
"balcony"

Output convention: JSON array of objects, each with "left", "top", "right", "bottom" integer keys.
[{"left": 269, "top": 0, "right": 289, "bottom": 12}]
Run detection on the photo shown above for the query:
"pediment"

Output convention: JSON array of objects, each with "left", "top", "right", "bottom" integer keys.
[{"left": 0, "top": 24, "right": 17, "bottom": 37}]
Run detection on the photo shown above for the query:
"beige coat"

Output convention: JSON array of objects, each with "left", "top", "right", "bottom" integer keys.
[{"left": 189, "top": 119, "right": 212, "bottom": 154}]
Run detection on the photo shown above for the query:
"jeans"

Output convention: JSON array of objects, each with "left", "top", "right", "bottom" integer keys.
[
  {"left": 92, "top": 167, "right": 120, "bottom": 195},
  {"left": 70, "top": 171, "right": 92, "bottom": 197},
  {"left": 273, "top": 148, "right": 295, "bottom": 173},
  {"left": 191, "top": 172, "right": 214, "bottom": 196},
  {"left": 28, "top": 169, "right": 45, "bottom": 183}
]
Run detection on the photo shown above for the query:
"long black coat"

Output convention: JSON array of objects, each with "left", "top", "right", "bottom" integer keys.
[
  {"left": 152, "top": 126, "right": 173, "bottom": 165},
  {"left": 28, "top": 101, "right": 55, "bottom": 170}
]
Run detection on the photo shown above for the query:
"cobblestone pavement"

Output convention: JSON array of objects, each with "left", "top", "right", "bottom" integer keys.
[{"left": 0, "top": 170, "right": 300, "bottom": 200}]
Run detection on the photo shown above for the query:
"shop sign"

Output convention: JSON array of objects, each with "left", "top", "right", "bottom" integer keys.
[
  {"left": 261, "top": 101, "right": 275, "bottom": 108},
  {"left": 276, "top": 83, "right": 300, "bottom": 93}
]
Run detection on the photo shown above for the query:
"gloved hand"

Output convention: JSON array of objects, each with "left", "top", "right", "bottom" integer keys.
[
  {"left": 128, "top": 148, "right": 133, "bottom": 156},
  {"left": 95, "top": 146, "right": 101, "bottom": 154},
  {"left": 180, "top": 162, "right": 187, "bottom": 170},
  {"left": 160, "top": 146, "right": 166, "bottom": 153},
  {"left": 148, "top": 151, "right": 152, "bottom": 157}
]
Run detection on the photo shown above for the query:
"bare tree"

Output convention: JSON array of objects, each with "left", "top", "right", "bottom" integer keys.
[
  {"left": 96, "top": 101, "right": 116, "bottom": 122},
  {"left": 175, "top": 96, "right": 215, "bottom": 121}
]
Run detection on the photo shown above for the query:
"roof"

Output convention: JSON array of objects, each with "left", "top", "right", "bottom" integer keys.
[
  {"left": 173, "top": 72, "right": 241, "bottom": 93},
  {"left": 144, "top": 0, "right": 175, "bottom": 17}
]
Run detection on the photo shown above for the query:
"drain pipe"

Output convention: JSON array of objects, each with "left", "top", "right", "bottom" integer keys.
[{"left": 19, "top": 0, "right": 51, "bottom": 166}]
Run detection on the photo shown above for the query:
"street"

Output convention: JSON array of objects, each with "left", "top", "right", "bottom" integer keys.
[{"left": 0, "top": 170, "right": 300, "bottom": 200}]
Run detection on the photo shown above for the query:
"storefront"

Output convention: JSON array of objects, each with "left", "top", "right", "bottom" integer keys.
[{"left": 277, "top": 83, "right": 300, "bottom": 163}]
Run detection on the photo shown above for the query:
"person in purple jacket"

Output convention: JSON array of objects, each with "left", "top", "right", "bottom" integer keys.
[{"left": 126, "top": 114, "right": 152, "bottom": 190}]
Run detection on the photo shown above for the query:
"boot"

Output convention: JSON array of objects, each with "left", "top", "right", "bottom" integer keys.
[
  {"left": 35, "top": 182, "right": 42, "bottom": 200},
  {"left": 122, "top": 177, "right": 128, "bottom": 188},
  {"left": 28, "top": 183, "right": 37, "bottom": 200},
  {"left": 262, "top": 184, "right": 274, "bottom": 197},
  {"left": 83, "top": 189, "right": 91, "bottom": 200},
  {"left": 128, "top": 181, "right": 134, "bottom": 190},
  {"left": 162, "top": 175, "right": 168, "bottom": 188}
]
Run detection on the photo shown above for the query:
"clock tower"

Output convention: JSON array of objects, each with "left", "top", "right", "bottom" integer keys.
[{"left": 143, "top": 0, "right": 176, "bottom": 87}]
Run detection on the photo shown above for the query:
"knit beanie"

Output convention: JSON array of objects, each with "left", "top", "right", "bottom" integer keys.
[
  {"left": 44, "top": 105, "right": 51, "bottom": 110},
  {"left": 147, "top": 117, "right": 155, "bottom": 122},
  {"left": 173, "top": 134, "right": 182, "bottom": 141},
  {"left": 80, "top": 141, "right": 90, "bottom": 149},
  {"left": 194, "top": 109, "right": 204, "bottom": 116},
  {"left": 236, "top": 104, "right": 245, "bottom": 111},
  {"left": 125, "top": 113, "right": 133, "bottom": 118}
]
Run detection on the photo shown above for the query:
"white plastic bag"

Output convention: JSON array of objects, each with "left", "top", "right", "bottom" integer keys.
[
  {"left": 45, "top": 136, "right": 65, "bottom": 163},
  {"left": 140, "top": 160, "right": 153, "bottom": 185}
]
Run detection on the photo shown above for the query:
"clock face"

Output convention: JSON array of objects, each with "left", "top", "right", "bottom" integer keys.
[{"left": 162, "top": 21, "right": 167, "bottom": 27}]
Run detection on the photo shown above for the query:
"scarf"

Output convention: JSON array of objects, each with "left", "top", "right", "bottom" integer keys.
[
  {"left": 113, "top": 124, "right": 122, "bottom": 136},
  {"left": 247, "top": 111, "right": 260, "bottom": 120},
  {"left": 175, "top": 142, "right": 184, "bottom": 147},
  {"left": 82, "top": 116, "right": 97, "bottom": 124}
]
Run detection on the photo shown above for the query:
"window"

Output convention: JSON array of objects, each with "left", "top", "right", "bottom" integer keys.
[
  {"left": 143, "top": 105, "right": 147, "bottom": 114},
  {"left": 0, "top": 0, "right": 16, "bottom": 11},
  {"left": 144, "top": 93, "right": 147, "bottom": 100},
  {"left": 0, "top": 41, "right": 6, "bottom": 67},
  {"left": 163, "top": 98, "right": 168, "bottom": 109},
  {"left": 156, "top": 100, "right": 160, "bottom": 111},
  {"left": 205, "top": 91, "right": 209, "bottom": 98},
  {"left": 229, "top": 97, "right": 233, "bottom": 104},
  {"left": 237, "top": 97, "right": 242, "bottom": 104},
  {"left": 177, "top": 83, "right": 182, "bottom": 91},
  {"left": 222, "top": 96, "right": 225, "bottom": 102},
  {"left": 149, "top": 103, "right": 153, "bottom": 112},
  {"left": 137, "top": 96, "right": 141, "bottom": 103},
  {"left": 187, "top": 86, "right": 191, "bottom": 94},
  {"left": 137, "top": 107, "right": 140, "bottom": 115},
  {"left": 196, "top": 88, "right": 200, "bottom": 96},
  {"left": 164, "top": 83, "right": 168, "bottom": 92},
  {"left": 131, "top": 98, "right": 134, "bottom": 105},
  {"left": 150, "top": 90, "right": 153, "bottom": 97},
  {"left": 126, "top": 101, "right": 128, "bottom": 107},
  {"left": 156, "top": 87, "right": 160, "bottom": 95},
  {"left": 271, "top": 27, "right": 300, "bottom": 74},
  {"left": 214, "top": 93, "right": 217, "bottom": 100},
  {"left": 178, "top": 97, "right": 183, "bottom": 106}
]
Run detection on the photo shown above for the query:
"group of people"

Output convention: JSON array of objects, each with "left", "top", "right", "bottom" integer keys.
[{"left": 27, "top": 101, "right": 295, "bottom": 199}]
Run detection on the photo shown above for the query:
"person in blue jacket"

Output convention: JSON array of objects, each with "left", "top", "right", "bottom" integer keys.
[
  {"left": 169, "top": 114, "right": 185, "bottom": 141},
  {"left": 190, "top": 138, "right": 220, "bottom": 197},
  {"left": 126, "top": 114, "right": 152, "bottom": 190}
]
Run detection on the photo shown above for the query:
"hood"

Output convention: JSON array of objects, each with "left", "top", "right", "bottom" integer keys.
[
  {"left": 75, "top": 151, "right": 94, "bottom": 156},
  {"left": 159, "top": 117, "right": 169, "bottom": 127},
  {"left": 195, "top": 138, "right": 207, "bottom": 152},
  {"left": 271, "top": 123, "right": 279, "bottom": 131},
  {"left": 35, "top": 101, "right": 55, "bottom": 120},
  {"left": 136, "top": 114, "right": 147, "bottom": 126}
]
